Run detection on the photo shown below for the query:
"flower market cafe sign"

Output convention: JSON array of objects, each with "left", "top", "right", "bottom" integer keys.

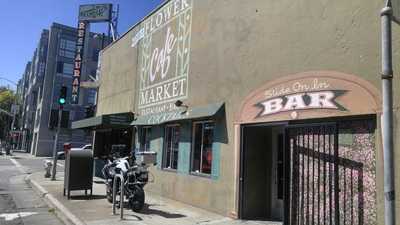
[
  {"left": 134, "top": 0, "right": 193, "bottom": 116},
  {"left": 237, "top": 71, "right": 381, "bottom": 123}
]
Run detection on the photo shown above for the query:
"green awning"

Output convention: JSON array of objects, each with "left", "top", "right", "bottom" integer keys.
[
  {"left": 72, "top": 112, "right": 134, "bottom": 129},
  {"left": 131, "top": 102, "right": 224, "bottom": 126}
]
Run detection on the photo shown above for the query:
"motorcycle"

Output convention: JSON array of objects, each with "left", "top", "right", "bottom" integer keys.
[{"left": 102, "top": 151, "right": 151, "bottom": 212}]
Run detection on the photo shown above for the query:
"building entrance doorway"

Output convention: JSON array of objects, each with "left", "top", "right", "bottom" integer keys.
[
  {"left": 240, "top": 124, "right": 286, "bottom": 221},
  {"left": 239, "top": 120, "right": 374, "bottom": 224}
]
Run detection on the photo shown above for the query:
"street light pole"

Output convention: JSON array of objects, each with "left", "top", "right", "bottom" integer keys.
[
  {"left": 381, "top": 1, "right": 396, "bottom": 225},
  {"left": 51, "top": 105, "right": 62, "bottom": 180}
]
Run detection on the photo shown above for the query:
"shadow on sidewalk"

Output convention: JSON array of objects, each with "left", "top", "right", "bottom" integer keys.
[
  {"left": 113, "top": 203, "right": 186, "bottom": 221},
  {"left": 69, "top": 194, "right": 106, "bottom": 200},
  {"left": 138, "top": 203, "right": 186, "bottom": 219}
]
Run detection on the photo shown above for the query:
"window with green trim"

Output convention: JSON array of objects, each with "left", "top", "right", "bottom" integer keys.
[
  {"left": 191, "top": 121, "right": 215, "bottom": 175},
  {"left": 163, "top": 124, "right": 180, "bottom": 170},
  {"left": 140, "top": 127, "right": 151, "bottom": 152}
]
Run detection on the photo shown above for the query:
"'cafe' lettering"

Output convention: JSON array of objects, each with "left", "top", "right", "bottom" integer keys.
[{"left": 256, "top": 90, "right": 347, "bottom": 117}]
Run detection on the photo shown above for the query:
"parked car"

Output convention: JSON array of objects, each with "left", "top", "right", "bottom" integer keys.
[{"left": 57, "top": 144, "right": 92, "bottom": 159}]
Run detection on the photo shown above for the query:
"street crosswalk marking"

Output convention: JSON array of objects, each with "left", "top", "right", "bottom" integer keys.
[
  {"left": 0, "top": 212, "right": 38, "bottom": 221},
  {"left": 9, "top": 158, "right": 26, "bottom": 173}
]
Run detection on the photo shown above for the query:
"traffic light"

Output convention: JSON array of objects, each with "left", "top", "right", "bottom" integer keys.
[{"left": 59, "top": 86, "right": 67, "bottom": 105}]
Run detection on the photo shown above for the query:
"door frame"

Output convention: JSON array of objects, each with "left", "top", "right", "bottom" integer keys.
[{"left": 238, "top": 122, "right": 288, "bottom": 219}]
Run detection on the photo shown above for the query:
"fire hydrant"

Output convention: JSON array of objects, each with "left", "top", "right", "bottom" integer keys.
[
  {"left": 44, "top": 160, "right": 52, "bottom": 178},
  {"left": 63, "top": 143, "right": 71, "bottom": 157}
]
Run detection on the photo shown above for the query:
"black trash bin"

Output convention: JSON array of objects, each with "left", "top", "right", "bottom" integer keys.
[{"left": 63, "top": 150, "right": 93, "bottom": 199}]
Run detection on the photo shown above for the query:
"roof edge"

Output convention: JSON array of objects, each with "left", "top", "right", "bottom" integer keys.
[{"left": 102, "top": 0, "right": 171, "bottom": 53}]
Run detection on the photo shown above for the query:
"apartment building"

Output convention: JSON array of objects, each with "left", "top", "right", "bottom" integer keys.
[{"left": 21, "top": 23, "right": 106, "bottom": 156}]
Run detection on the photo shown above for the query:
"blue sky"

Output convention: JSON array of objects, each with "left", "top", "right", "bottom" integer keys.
[{"left": 0, "top": 0, "right": 164, "bottom": 88}]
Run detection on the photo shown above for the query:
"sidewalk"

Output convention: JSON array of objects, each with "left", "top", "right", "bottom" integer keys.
[{"left": 25, "top": 169, "right": 280, "bottom": 225}]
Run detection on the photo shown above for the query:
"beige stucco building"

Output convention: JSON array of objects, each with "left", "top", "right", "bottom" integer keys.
[{"left": 73, "top": 0, "right": 400, "bottom": 224}]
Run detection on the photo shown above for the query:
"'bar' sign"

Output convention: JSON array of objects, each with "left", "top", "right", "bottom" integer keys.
[{"left": 72, "top": 21, "right": 87, "bottom": 104}]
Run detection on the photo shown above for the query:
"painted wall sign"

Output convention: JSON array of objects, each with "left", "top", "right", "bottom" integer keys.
[
  {"left": 136, "top": 0, "right": 192, "bottom": 116},
  {"left": 256, "top": 90, "right": 347, "bottom": 119},
  {"left": 71, "top": 21, "right": 87, "bottom": 104},
  {"left": 79, "top": 4, "right": 112, "bottom": 22},
  {"left": 237, "top": 71, "right": 381, "bottom": 123},
  {"left": 147, "top": 111, "right": 185, "bottom": 125}
]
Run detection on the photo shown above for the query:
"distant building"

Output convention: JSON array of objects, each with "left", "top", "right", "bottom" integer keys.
[
  {"left": 15, "top": 76, "right": 25, "bottom": 149},
  {"left": 20, "top": 29, "right": 49, "bottom": 153},
  {"left": 20, "top": 23, "right": 108, "bottom": 156}
]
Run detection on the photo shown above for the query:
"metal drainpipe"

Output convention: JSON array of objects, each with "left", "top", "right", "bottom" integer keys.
[{"left": 381, "top": 2, "right": 396, "bottom": 225}]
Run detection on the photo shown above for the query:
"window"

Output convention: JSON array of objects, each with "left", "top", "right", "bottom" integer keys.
[
  {"left": 38, "top": 62, "right": 45, "bottom": 76},
  {"left": 60, "top": 39, "right": 76, "bottom": 51},
  {"left": 191, "top": 121, "right": 215, "bottom": 175},
  {"left": 63, "top": 63, "right": 73, "bottom": 75},
  {"left": 87, "top": 89, "right": 97, "bottom": 105},
  {"left": 163, "top": 125, "right": 180, "bottom": 170},
  {"left": 92, "top": 50, "right": 99, "bottom": 61},
  {"left": 56, "top": 61, "right": 63, "bottom": 73},
  {"left": 59, "top": 39, "right": 76, "bottom": 59},
  {"left": 59, "top": 49, "right": 75, "bottom": 59},
  {"left": 140, "top": 127, "right": 151, "bottom": 152},
  {"left": 56, "top": 62, "right": 73, "bottom": 75}
]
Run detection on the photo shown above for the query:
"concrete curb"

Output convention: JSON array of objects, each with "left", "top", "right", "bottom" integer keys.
[{"left": 25, "top": 174, "right": 86, "bottom": 225}]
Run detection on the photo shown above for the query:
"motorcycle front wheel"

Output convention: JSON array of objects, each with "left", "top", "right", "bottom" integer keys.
[{"left": 129, "top": 186, "right": 145, "bottom": 212}]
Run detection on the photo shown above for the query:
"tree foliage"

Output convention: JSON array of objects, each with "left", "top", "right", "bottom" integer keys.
[{"left": 0, "top": 87, "right": 16, "bottom": 140}]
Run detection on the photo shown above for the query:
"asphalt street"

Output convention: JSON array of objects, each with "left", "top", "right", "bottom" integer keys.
[{"left": 0, "top": 153, "right": 64, "bottom": 225}]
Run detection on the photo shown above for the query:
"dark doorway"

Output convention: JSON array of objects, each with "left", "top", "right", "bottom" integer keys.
[{"left": 240, "top": 124, "right": 285, "bottom": 221}]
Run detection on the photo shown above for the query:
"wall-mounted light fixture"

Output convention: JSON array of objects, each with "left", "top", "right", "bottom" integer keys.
[{"left": 174, "top": 100, "right": 188, "bottom": 113}]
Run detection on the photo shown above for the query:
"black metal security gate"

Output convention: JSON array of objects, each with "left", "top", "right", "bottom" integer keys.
[{"left": 284, "top": 123, "right": 364, "bottom": 225}]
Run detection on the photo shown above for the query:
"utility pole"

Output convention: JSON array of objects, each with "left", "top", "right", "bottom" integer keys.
[
  {"left": 51, "top": 106, "right": 62, "bottom": 180},
  {"left": 381, "top": 1, "right": 396, "bottom": 225},
  {"left": 51, "top": 86, "right": 67, "bottom": 180}
]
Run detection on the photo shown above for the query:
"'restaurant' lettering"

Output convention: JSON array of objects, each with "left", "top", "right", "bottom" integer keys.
[
  {"left": 71, "top": 21, "right": 87, "bottom": 104},
  {"left": 258, "top": 91, "right": 345, "bottom": 117}
]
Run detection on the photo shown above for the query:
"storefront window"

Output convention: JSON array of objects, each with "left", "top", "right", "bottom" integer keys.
[
  {"left": 163, "top": 125, "right": 180, "bottom": 170},
  {"left": 191, "top": 121, "right": 214, "bottom": 175},
  {"left": 140, "top": 127, "right": 151, "bottom": 151}
]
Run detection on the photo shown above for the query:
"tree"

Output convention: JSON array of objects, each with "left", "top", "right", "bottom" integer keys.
[{"left": 0, "top": 87, "right": 16, "bottom": 140}]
